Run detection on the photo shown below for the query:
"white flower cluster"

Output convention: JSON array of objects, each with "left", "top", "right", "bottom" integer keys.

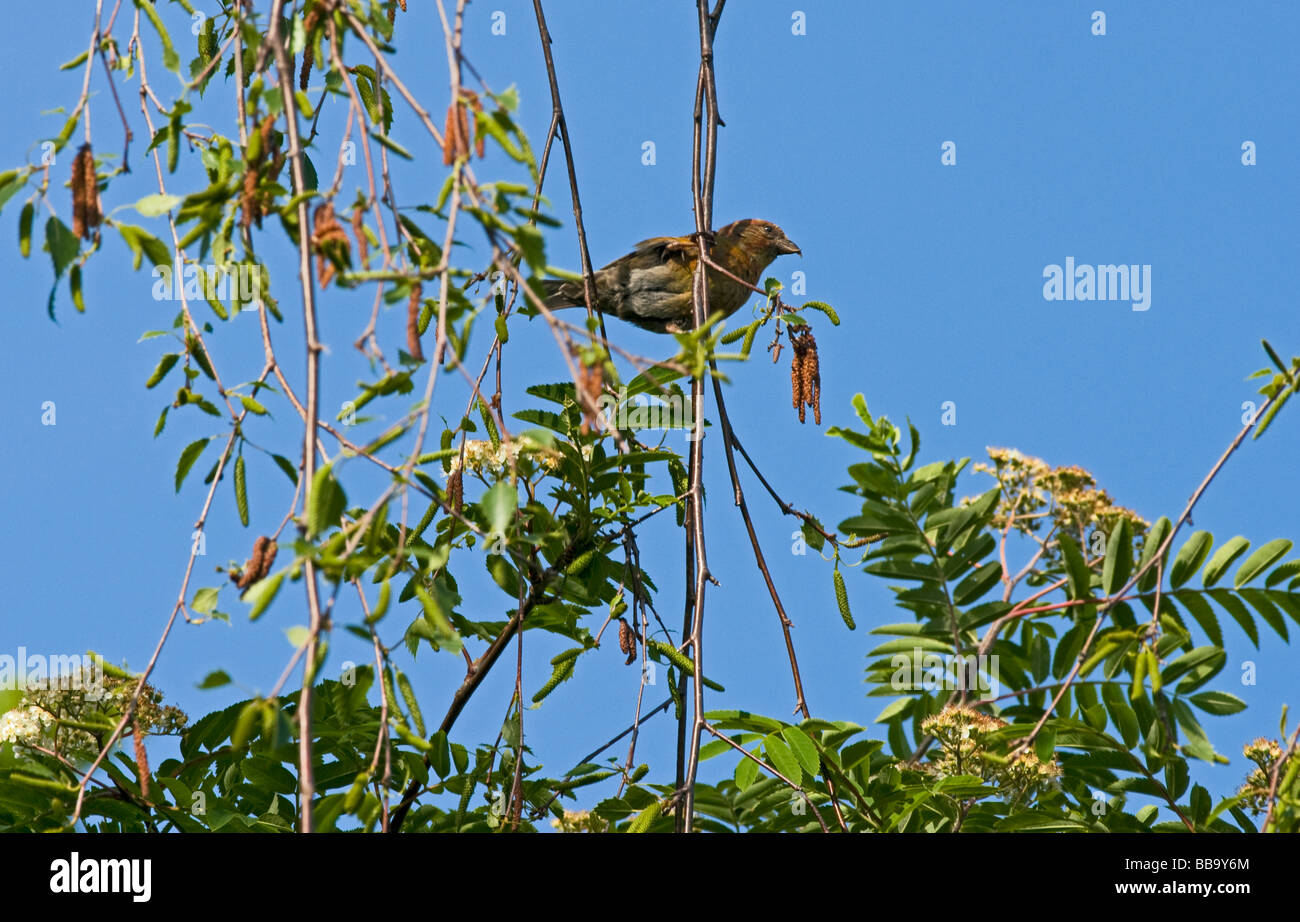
[
  {"left": 0, "top": 705, "right": 53, "bottom": 746},
  {"left": 450, "top": 438, "right": 561, "bottom": 476}
]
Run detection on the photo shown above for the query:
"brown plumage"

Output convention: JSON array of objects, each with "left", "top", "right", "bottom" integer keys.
[{"left": 541, "top": 218, "right": 801, "bottom": 333}]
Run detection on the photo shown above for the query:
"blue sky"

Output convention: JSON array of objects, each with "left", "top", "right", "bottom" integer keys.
[{"left": 2, "top": 0, "right": 1298, "bottom": 819}]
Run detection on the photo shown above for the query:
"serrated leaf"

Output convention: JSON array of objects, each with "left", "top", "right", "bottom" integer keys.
[
  {"left": 1234, "top": 539, "right": 1292, "bottom": 588},
  {"left": 762, "top": 734, "right": 801, "bottom": 785},
  {"left": 1059, "top": 533, "right": 1092, "bottom": 601},
  {"left": 1169, "top": 531, "right": 1213, "bottom": 589},
  {"left": 1188, "top": 691, "right": 1247, "bottom": 716},
  {"left": 734, "top": 749, "right": 760, "bottom": 791},
  {"left": 781, "top": 727, "right": 821, "bottom": 777},
  {"left": 1102, "top": 518, "right": 1132, "bottom": 596},
  {"left": 1201, "top": 536, "right": 1250, "bottom": 588}
]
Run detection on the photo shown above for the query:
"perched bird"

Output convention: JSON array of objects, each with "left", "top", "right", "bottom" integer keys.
[{"left": 541, "top": 218, "right": 801, "bottom": 333}]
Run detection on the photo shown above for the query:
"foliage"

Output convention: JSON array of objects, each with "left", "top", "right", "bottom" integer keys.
[{"left": 1, "top": 0, "right": 1297, "bottom": 834}]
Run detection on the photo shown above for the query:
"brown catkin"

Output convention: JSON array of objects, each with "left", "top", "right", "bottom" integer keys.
[
  {"left": 132, "top": 713, "right": 151, "bottom": 801},
  {"left": 446, "top": 468, "right": 463, "bottom": 516},
  {"left": 311, "top": 202, "right": 349, "bottom": 287},
  {"left": 456, "top": 99, "right": 471, "bottom": 160},
  {"left": 790, "top": 328, "right": 822, "bottom": 425},
  {"left": 442, "top": 103, "right": 459, "bottom": 166},
  {"left": 576, "top": 358, "right": 604, "bottom": 435},
  {"left": 299, "top": 41, "right": 313, "bottom": 91},
  {"left": 790, "top": 343, "right": 803, "bottom": 412},
  {"left": 240, "top": 164, "right": 258, "bottom": 230},
  {"left": 618, "top": 619, "right": 636, "bottom": 665},
  {"left": 406, "top": 283, "right": 425, "bottom": 361},
  {"left": 236, "top": 536, "right": 278, "bottom": 590},
  {"left": 351, "top": 206, "right": 369, "bottom": 268},
  {"left": 71, "top": 144, "right": 100, "bottom": 240},
  {"left": 470, "top": 93, "right": 485, "bottom": 158}
]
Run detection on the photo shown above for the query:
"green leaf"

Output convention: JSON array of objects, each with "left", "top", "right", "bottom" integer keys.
[
  {"left": 132, "top": 193, "right": 181, "bottom": 217},
  {"left": 1234, "top": 539, "right": 1292, "bottom": 588},
  {"left": 1058, "top": 533, "right": 1093, "bottom": 601},
  {"left": 762, "top": 734, "right": 802, "bottom": 785},
  {"left": 239, "top": 395, "right": 269, "bottom": 416},
  {"left": 414, "top": 583, "right": 462, "bottom": 654},
  {"left": 1034, "top": 728, "right": 1056, "bottom": 764},
  {"left": 117, "top": 223, "right": 171, "bottom": 269},
  {"left": 370, "top": 130, "right": 412, "bottom": 160},
  {"left": 191, "top": 586, "right": 220, "bottom": 614},
  {"left": 1201, "top": 536, "right": 1250, "bottom": 588},
  {"left": 1136, "top": 517, "right": 1171, "bottom": 592},
  {"left": 480, "top": 480, "right": 517, "bottom": 538},
  {"left": 514, "top": 223, "right": 546, "bottom": 273},
  {"left": 245, "top": 572, "right": 284, "bottom": 620},
  {"left": 271, "top": 454, "right": 299, "bottom": 485},
  {"left": 18, "top": 201, "right": 33, "bottom": 257},
  {"left": 995, "top": 813, "right": 1088, "bottom": 832},
  {"left": 44, "top": 216, "right": 79, "bottom": 278},
  {"left": 136, "top": 0, "right": 180, "bottom": 73},
  {"left": 174, "top": 438, "right": 210, "bottom": 492},
  {"left": 198, "top": 670, "right": 231, "bottom": 689},
  {"left": 307, "top": 463, "right": 346, "bottom": 537},
  {"left": 1169, "top": 531, "right": 1213, "bottom": 589},
  {"left": 1188, "top": 691, "right": 1247, "bottom": 716},
  {"left": 952, "top": 560, "right": 1002, "bottom": 605},
  {"left": 734, "top": 749, "right": 760, "bottom": 790},
  {"left": 781, "top": 727, "right": 821, "bottom": 777},
  {"left": 1101, "top": 517, "right": 1132, "bottom": 596},
  {"left": 1170, "top": 590, "right": 1223, "bottom": 647}
]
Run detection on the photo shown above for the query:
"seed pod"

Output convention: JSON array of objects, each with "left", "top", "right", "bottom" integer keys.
[
  {"left": 351, "top": 206, "right": 369, "bottom": 268},
  {"left": 833, "top": 568, "right": 854, "bottom": 630},
  {"left": 531, "top": 657, "right": 575, "bottom": 703},
  {"left": 789, "top": 328, "right": 822, "bottom": 425},
  {"left": 446, "top": 468, "right": 463, "bottom": 515},
  {"left": 299, "top": 39, "right": 314, "bottom": 91},
  {"left": 132, "top": 713, "right": 151, "bottom": 801},
  {"left": 71, "top": 144, "right": 100, "bottom": 240},
  {"left": 406, "top": 283, "right": 425, "bottom": 361},
  {"left": 442, "top": 102, "right": 459, "bottom": 166},
  {"left": 618, "top": 619, "right": 637, "bottom": 665},
  {"left": 310, "top": 202, "right": 350, "bottom": 287}
]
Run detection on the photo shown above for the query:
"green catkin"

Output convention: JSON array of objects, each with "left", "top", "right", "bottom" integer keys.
[
  {"left": 531, "top": 657, "right": 575, "bottom": 703},
  {"left": 396, "top": 670, "right": 425, "bottom": 736},
  {"left": 833, "top": 568, "right": 855, "bottom": 630}
]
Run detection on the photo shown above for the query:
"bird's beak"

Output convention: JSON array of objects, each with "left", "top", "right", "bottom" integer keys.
[{"left": 777, "top": 236, "right": 802, "bottom": 256}]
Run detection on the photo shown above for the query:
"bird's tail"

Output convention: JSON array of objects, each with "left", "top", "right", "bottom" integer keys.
[{"left": 540, "top": 279, "right": 581, "bottom": 310}]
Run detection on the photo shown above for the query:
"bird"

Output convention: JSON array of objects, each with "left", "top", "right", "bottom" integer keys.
[{"left": 540, "top": 218, "right": 801, "bottom": 333}]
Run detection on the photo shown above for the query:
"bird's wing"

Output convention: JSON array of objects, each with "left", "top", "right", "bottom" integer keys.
[{"left": 630, "top": 234, "right": 697, "bottom": 264}]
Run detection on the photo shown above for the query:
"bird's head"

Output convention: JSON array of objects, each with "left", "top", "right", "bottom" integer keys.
[{"left": 720, "top": 219, "right": 802, "bottom": 263}]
